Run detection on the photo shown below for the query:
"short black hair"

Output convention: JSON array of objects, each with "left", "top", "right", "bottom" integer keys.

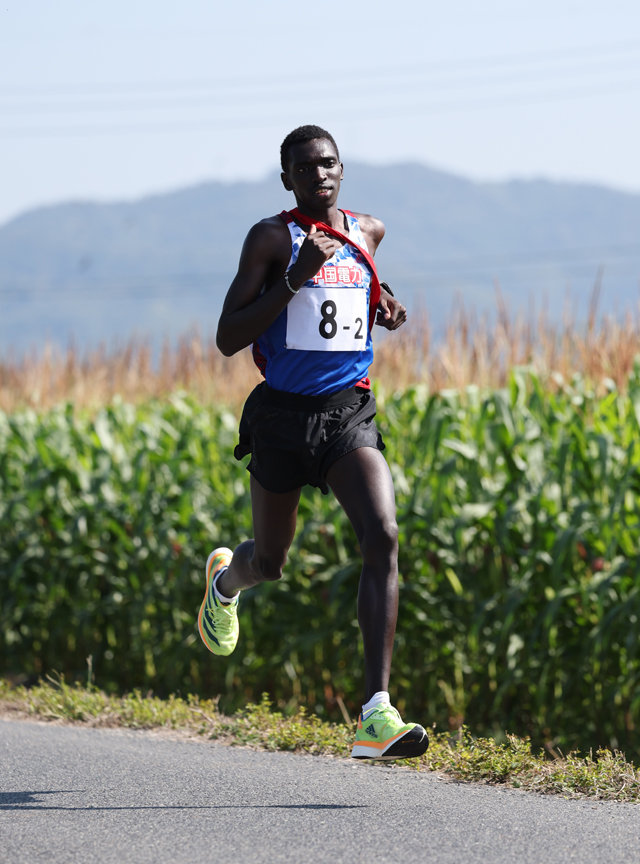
[{"left": 280, "top": 125, "right": 340, "bottom": 171}]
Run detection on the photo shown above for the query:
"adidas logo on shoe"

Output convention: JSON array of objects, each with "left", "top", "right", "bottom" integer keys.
[{"left": 365, "top": 724, "right": 377, "bottom": 737}]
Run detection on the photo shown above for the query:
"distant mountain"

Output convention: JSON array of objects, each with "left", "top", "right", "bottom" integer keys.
[{"left": 1, "top": 163, "right": 639, "bottom": 354}]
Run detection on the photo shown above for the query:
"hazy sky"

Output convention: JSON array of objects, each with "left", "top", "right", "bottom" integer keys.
[{"left": 1, "top": 1, "right": 639, "bottom": 225}]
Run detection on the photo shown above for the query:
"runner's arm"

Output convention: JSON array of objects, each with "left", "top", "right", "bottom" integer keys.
[
  {"left": 217, "top": 220, "right": 342, "bottom": 356},
  {"left": 216, "top": 221, "right": 299, "bottom": 356},
  {"left": 351, "top": 213, "right": 406, "bottom": 330}
]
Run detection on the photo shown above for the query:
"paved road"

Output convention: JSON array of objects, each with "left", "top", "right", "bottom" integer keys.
[{"left": 1, "top": 718, "right": 639, "bottom": 863}]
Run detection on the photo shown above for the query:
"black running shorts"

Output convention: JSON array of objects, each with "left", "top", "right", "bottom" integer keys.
[{"left": 233, "top": 382, "right": 385, "bottom": 494}]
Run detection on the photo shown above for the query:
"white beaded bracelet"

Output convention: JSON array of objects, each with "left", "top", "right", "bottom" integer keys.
[{"left": 284, "top": 270, "right": 300, "bottom": 295}]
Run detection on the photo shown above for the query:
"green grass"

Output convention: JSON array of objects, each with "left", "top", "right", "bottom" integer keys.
[{"left": 2, "top": 677, "right": 638, "bottom": 802}]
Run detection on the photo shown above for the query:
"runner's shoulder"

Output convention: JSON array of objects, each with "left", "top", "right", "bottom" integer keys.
[
  {"left": 350, "top": 211, "right": 385, "bottom": 250},
  {"left": 242, "top": 215, "right": 291, "bottom": 259}
]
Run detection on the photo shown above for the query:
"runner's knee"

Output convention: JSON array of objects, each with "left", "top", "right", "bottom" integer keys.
[
  {"left": 360, "top": 516, "right": 398, "bottom": 564},
  {"left": 252, "top": 550, "right": 287, "bottom": 582}
]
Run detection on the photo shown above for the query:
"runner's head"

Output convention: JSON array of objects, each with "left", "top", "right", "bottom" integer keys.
[
  {"left": 280, "top": 126, "right": 343, "bottom": 210},
  {"left": 280, "top": 125, "right": 339, "bottom": 171}
]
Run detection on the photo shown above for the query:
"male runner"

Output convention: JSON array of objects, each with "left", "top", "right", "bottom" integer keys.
[{"left": 198, "top": 125, "right": 428, "bottom": 760}]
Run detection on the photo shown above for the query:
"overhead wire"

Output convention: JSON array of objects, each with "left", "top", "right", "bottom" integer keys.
[
  {"left": 1, "top": 77, "right": 639, "bottom": 139},
  {"left": 0, "top": 40, "right": 639, "bottom": 137},
  {"left": 1, "top": 37, "right": 639, "bottom": 96}
]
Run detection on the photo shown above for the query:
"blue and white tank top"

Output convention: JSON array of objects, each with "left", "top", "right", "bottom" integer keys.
[{"left": 254, "top": 211, "right": 374, "bottom": 395}]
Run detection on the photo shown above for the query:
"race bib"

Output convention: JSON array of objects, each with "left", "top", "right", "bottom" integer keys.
[{"left": 285, "top": 286, "right": 368, "bottom": 352}]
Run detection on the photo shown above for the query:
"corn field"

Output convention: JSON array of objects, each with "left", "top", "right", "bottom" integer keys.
[{"left": 2, "top": 357, "right": 640, "bottom": 759}]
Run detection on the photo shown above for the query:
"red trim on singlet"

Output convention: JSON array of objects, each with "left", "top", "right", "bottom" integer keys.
[{"left": 252, "top": 341, "right": 267, "bottom": 377}]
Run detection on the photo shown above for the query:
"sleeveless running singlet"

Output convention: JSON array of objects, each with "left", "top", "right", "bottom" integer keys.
[{"left": 253, "top": 211, "right": 375, "bottom": 396}]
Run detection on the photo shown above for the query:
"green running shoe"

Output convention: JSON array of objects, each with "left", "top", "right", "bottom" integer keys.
[
  {"left": 197, "top": 547, "right": 239, "bottom": 656},
  {"left": 351, "top": 703, "right": 429, "bottom": 760}
]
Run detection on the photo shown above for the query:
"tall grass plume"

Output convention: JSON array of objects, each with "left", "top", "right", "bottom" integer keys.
[{"left": 1, "top": 288, "right": 639, "bottom": 411}]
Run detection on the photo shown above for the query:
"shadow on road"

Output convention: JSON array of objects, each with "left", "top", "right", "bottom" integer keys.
[{"left": 1, "top": 791, "right": 366, "bottom": 812}]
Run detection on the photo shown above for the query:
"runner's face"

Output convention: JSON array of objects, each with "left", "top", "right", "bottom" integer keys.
[{"left": 281, "top": 138, "right": 343, "bottom": 211}]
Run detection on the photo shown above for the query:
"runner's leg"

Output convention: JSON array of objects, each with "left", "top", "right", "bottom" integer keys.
[
  {"left": 326, "top": 446, "right": 399, "bottom": 701},
  {"left": 216, "top": 474, "right": 301, "bottom": 596}
]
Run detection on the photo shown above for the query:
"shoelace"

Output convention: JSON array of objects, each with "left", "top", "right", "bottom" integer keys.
[
  {"left": 369, "top": 704, "right": 402, "bottom": 725},
  {"left": 206, "top": 601, "right": 235, "bottom": 632}
]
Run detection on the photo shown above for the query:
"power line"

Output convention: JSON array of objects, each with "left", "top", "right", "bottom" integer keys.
[
  {"left": 1, "top": 43, "right": 639, "bottom": 111},
  {"left": 1, "top": 76, "right": 639, "bottom": 140},
  {"left": 3, "top": 59, "right": 639, "bottom": 116},
  {"left": 1, "top": 36, "right": 638, "bottom": 139},
  {"left": 1, "top": 38, "right": 639, "bottom": 97}
]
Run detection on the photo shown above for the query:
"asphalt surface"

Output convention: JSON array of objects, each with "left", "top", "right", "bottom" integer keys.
[{"left": 1, "top": 718, "right": 639, "bottom": 864}]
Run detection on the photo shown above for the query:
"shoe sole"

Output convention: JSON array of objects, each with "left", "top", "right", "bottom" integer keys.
[
  {"left": 197, "top": 547, "right": 233, "bottom": 655},
  {"left": 351, "top": 725, "right": 429, "bottom": 760}
]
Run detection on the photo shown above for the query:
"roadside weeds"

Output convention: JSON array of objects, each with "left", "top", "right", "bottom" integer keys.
[{"left": 1, "top": 677, "right": 638, "bottom": 803}]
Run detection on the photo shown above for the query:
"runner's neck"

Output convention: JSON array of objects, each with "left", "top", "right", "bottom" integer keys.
[{"left": 293, "top": 204, "right": 345, "bottom": 232}]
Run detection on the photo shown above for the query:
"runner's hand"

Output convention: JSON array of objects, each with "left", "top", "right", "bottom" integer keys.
[
  {"left": 292, "top": 224, "right": 343, "bottom": 284},
  {"left": 376, "top": 291, "right": 407, "bottom": 330}
]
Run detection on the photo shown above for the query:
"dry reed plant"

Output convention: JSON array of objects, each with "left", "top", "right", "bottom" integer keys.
[
  {"left": 375, "top": 285, "right": 640, "bottom": 395},
  {"left": 1, "top": 289, "right": 639, "bottom": 413}
]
